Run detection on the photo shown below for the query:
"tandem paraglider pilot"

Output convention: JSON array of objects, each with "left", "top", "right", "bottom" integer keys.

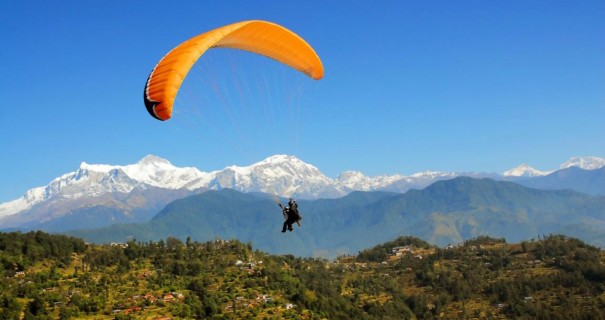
[{"left": 279, "top": 199, "right": 302, "bottom": 233}]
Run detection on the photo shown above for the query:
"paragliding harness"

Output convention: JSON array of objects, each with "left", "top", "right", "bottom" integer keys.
[{"left": 279, "top": 202, "right": 301, "bottom": 233}]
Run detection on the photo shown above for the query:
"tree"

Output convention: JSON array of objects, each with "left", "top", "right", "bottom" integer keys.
[{"left": 0, "top": 293, "right": 23, "bottom": 320}]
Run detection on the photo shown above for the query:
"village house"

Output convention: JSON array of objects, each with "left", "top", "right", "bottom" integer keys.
[
  {"left": 123, "top": 306, "right": 142, "bottom": 315},
  {"left": 110, "top": 242, "right": 128, "bottom": 248},
  {"left": 144, "top": 293, "right": 157, "bottom": 303},
  {"left": 391, "top": 245, "right": 414, "bottom": 256},
  {"left": 163, "top": 294, "right": 176, "bottom": 303}
]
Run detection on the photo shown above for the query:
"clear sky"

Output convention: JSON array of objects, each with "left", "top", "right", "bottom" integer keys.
[{"left": 1, "top": 1, "right": 604, "bottom": 202}]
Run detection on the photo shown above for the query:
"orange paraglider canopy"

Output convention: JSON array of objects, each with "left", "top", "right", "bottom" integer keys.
[{"left": 144, "top": 20, "right": 324, "bottom": 121}]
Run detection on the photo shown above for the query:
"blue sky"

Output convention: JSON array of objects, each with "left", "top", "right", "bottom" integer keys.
[{"left": 1, "top": 1, "right": 604, "bottom": 202}]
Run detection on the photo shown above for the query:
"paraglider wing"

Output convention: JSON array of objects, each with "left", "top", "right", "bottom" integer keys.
[{"left": 144, "top": 20, "right": 324, "bottom": 121}]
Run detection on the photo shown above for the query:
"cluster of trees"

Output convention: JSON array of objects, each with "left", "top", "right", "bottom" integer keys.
[
  {"left": 0, "top": 232, "right": 603, "bottom": 319},
  {"left": 410, "top": 235, "right": 605, "bottom": 319},
  {"left": 0, "top": 232, "right": 85, "bottom": 319},
  {"left": 0, "top": 231, "right": 86, "bottom": 275}
]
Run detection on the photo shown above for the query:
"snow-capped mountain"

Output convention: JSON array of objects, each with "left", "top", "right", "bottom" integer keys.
[
  {"left": 0, "top": 155, "right": 455, "bottom": 224},
  {"left": 560, "top": 156, "right": 605, "bottom": 170},
  {"left": 336, "top": 171, "right": 404, "bottom": 191},
  {"left": 0, "top": 155, "right": 208, "bottom": 219},
  {"left": 503, "top": 163, "right": 552, "bottom": 177},
  {"left": 1, "top": 154, "right": 603, "bottom": 231},
  {"left": 80, "top": 155, "right": 212, "bottom": 189},
  {"left": 187, "top": 154, "right": 345, "bottom": 198},
  {"left": 379, "top": 171, "right": 462, "bottom": 193},
  {"left": 503, "top": 156, "right": 605, "bottom": 178}
]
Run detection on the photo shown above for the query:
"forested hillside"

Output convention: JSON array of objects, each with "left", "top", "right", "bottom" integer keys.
[
  {"left": 1, "top": 231, "right": 604, "bottom": 319},
  {"left": 68, "top": 178, "right": 605, "bottom": 257}
]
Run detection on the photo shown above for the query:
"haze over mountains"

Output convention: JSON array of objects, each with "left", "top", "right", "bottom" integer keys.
[
  {"left": 67, "top": 177, "right": 605, "bottom": 258},
  {"left": 0, "top": 155, "right": 604, "bottom": 256}
]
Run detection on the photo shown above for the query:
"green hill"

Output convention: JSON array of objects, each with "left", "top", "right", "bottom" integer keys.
[
  {"left": 68, "top": 177, "right": 605, "bottom": 257},
  {"left": 1, "top": 231, "right": 604, "bottom": 319}
]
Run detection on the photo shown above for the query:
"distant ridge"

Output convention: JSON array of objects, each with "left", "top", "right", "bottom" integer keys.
[
  {"left": 67, "top": 176, "right": 605, "bottom": 258},
  {"left": 514, "top": 166, "right": 605, "bottom": 196},
  {"left": 1, "top": 155, "right": 604, "bottom": 232}
]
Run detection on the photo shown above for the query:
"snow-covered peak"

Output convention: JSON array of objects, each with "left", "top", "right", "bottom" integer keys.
[
  {"left": 230, "top": 155, "right": 327, "bottom": 179},
  {"left": 136, "top": 154, "right": 175, "bottom": 168},
  {"left": 560, "top": 156, "right": 605, "bottom": 170},
  {"left": 77, "top": 155, "right": 176, "bottom": 174},
  {"left": 337, "top": 171, "right": 367, "bottom": 181},
  {"left": 336, "top": 171, "right": 370, "bottom": 189},
  {"left": 503, "top": 163, "right": 551, "bottom": 177},
  {"left": 336, "top": 170, "right": 410, "bottom": 191},
  {"left": 409, "top": 171, "right": 451, "bottom": 179},
  {"left": 77, "top": 155, "right": 206, "bottom": 189},
  {"left": 256, "top": 154, "right": 299, "bottom": 165},
  {"left": 0, "top": 155, "right": 207, "bottom": 219},
  {"left": 79, "top": 161, "right": 115, "bottom": 173},
  {"left": 206, "top": 155, "right": 333, "bottom": 197},
  {"left": 3, "top": 154, "right": 603, "bottom": 221}
]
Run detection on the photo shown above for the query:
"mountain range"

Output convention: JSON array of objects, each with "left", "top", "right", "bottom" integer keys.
[
  {"left": 66, "top": 177, "right": 605, "bottom": 258},
  {"left": 0, "top": 154, "right": 459, "bottom": 231},
  {"left": 1, "top": 155, "right": 604, "bottom": 233}
]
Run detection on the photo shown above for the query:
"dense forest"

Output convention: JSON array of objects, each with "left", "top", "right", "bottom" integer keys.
[{"left": 1, "top": 231, "right": 604, "bottom": 319}]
